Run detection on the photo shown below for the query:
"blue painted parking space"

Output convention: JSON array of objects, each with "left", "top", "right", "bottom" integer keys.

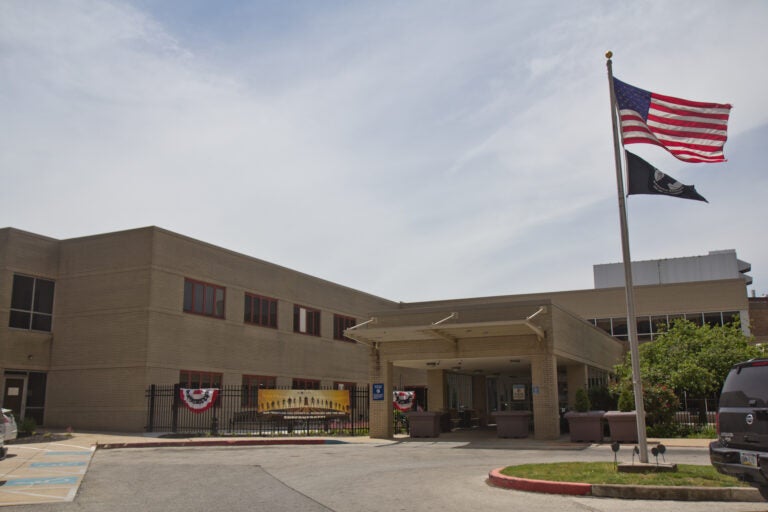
[{"left": 0, "top": 442, "right": 95, "bottom": 506}]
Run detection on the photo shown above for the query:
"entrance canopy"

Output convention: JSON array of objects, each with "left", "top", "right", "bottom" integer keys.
[{"left": 349, "top": 298, "right": 625, "bottom": 439}]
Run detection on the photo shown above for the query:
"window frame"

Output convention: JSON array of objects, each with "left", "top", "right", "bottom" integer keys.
[
  {"left": 293, "top": 304, "right": 321, "bottom": 336},
  {"left": 333, "top": 314, "right": 357, "bottom": 342},
  {"left": 244, "top": 293, "right": 278, "bottom": 328},
  {"left": 179, "top": 370, "right": 223, "bottom": 388},
  {"left": 242, "top": 374, "right": 277, "bottom": 407},
  {"left": 183, "top": 278, "right": 226, "bottom": 319},
  {"left": 292, "top": 378, "right": 320, "bottom": 390},
  {"left": 8, "top": 274, "right": 55, "bottom": 332}
]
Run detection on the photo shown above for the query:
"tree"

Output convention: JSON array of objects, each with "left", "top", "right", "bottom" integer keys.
[{"left": 614, "top": 318, "right": 760, "bottom": 397}]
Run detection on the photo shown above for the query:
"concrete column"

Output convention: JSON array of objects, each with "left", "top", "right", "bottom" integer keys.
[
  {"left": 530, "top": 354, "right": 560, "bottom": 440},
  {"left": 426, "top": 369, "right": 446, "bottom": 412},
  {"left": 566, "top": 364, "right": 589, "bottom": 409},
  {"left": 472, "top": 375, "right": 487, "bottom": 426},
  {"left": 369, "top": 348, "right": 393, "bottom": 439}
]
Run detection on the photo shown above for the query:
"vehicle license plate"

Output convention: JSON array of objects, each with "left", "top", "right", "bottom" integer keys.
[{"left": 741, "top": 452, "right": 758, "bottom": 467}]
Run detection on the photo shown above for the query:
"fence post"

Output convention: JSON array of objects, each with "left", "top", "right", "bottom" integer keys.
[
  {"left": 147, "top": 384, "right": 156, "bottom": 433},
  {"left": 172, "top": 384, "right": 179, "bottom": 433}
]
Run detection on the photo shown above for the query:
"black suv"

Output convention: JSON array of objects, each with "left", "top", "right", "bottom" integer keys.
[{"left": 710, "top": 358, "right": 768, "bottom": 500}]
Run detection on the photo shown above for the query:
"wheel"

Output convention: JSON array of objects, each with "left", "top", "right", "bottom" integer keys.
[{"left": 758, "top": 486, "right": 768, "bottom": 501}]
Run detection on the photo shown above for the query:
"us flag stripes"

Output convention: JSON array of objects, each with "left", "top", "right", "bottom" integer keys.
[{"left": 613, "top": 78, "right": 732, "bottom": 163}]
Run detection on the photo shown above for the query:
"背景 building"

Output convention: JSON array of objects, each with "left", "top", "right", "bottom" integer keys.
[{"left": 0, "top": 226, "right": 755, "bottom": 439}]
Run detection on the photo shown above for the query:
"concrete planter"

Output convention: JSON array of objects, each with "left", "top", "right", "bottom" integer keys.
[
  {"left": 406, "top": 411, "right": 441, "bottom": 438},
  {"left": 564, "top": 411, "right": 605, "bottom": 442},
  {"left": 491, "top": 411, "right": 531, "bottom": 438},
  {"left": 604, "top": 411, "right": 638, "bottom": 443}
]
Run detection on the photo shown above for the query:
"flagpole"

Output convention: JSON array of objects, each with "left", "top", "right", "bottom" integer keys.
[{"left": 606, "top": 51, "right": 649, "bottom": 464}]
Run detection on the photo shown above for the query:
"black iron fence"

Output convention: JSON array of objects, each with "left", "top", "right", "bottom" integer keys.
[
  {"left": 146, "top": 385, "right": 370, "bottom": 436},
  {"left": 675, "top": 397, "right": 718, "bottom": 427}
]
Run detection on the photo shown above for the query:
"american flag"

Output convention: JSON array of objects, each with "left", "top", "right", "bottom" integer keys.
[{"left": 613, "top": 78, "right": 732, "bottom": 163}]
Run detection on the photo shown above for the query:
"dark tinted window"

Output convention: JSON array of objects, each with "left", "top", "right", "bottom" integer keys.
[
  {"left": 720, "top": 364, "right": 768, "bottom": 407},
  {"left": 9, "top": 274, "right": 55, "bottom": 331}
]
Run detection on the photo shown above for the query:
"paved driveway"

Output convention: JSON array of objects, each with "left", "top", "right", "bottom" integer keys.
[{"left": 5, "top": 437, "right": 767, "bottom": 512}]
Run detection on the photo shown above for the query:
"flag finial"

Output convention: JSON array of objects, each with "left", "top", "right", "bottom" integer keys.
[{"left": 605, "top": 50, "right": 613, "bottom": 59}]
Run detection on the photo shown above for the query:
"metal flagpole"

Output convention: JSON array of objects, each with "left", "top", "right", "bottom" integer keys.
[{"left": 605, "top": 51, "right": 649, "bottom": 463}]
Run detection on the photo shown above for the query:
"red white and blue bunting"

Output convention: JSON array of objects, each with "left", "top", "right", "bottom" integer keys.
[
  {"left": 393, "top": 391, "right": 415, "bottom": 412},
  {"left": 179, "top": 388, "right": 219, "bottom": 413}
]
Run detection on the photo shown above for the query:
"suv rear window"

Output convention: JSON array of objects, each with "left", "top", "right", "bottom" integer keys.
[{"left": 719, "top": 362, "right": 768, "bottom": 408}]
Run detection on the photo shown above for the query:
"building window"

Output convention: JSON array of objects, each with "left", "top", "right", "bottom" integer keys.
[
  {"left": 9, "top": 274, "right": 55, "bottom": 332},
  {"left": 179, "top": 370, "right": 222, "bottom": 388},
  {"left": 183, "top": 278, "right": 225, "bottom": 319},
  {"left": 292, "top": 378, "right": 320, "bottom": 390},
  {"left": 244, "top": 293, "right": 277, "bottom": 328},
  {"left": 293, "top": 305, "right": 320, "bottom": 336},
  {"left": 242, "top": 375, "right": 276, "bottom": 407},
  {"left": 334, "top": 381, "right": 356, "bottom": 390},
  {"left": 333, "top": 314, "right": 357, "bottom": 342}
]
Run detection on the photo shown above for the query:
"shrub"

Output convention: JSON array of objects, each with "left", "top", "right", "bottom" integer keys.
[
  {"left": 574, "top": 388, "right": 591, "bottom": 412},
  {"left": 19, "top": 417, "right": 37, "bottom": 436},
  {"left": 588, "top": 386, "right": 616, "bottom": 411},
  {"left": 617, "top": 387, "right": 635, "bottom": 412}
]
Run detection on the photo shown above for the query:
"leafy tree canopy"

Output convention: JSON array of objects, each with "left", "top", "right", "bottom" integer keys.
[{"left": 614, "top": 318, "right": 761, "bottom": 397}]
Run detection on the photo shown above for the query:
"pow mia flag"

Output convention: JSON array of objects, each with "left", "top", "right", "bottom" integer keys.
[{"left": 625, "top": 151, "right": 708, "bottom": 203}]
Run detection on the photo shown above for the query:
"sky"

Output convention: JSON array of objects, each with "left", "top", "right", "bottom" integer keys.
[{"left": 2, "top": 1, "right": 767, "bottom": 303}]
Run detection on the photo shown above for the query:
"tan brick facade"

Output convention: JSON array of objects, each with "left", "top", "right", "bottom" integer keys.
[{"left": 0, "top": 226, "right": 753, "bottom": 436}]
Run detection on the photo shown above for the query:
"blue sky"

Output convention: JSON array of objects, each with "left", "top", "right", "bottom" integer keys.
[{"left": 2, "top": 1, "right": 767, "bottom": 302}]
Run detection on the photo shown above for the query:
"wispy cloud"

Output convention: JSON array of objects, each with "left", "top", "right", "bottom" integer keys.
[{"left": 1, "top": 0, "right": 767, "bottom": 300}]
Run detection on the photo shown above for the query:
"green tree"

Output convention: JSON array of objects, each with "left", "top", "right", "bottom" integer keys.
[{"left": 614, "top": 318, "right": 760, "bottom": 397}]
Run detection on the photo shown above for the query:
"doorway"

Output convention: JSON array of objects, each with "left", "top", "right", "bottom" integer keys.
[{"left": 3, "top": 371, "right": 47, "bottom": 425}]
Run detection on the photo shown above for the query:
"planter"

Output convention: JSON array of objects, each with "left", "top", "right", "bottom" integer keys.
[
  {"left": 604, "top": 411, "right": 638, "bottom": 443},
  {"left": 491, "top": 411, "right": 531, "bottom": 438},
  {"left": 563, "top": 411, "right": 604, "bottom": 442},
  {"left": 406, "top": 411, "right": 441, "bottom": 438}
]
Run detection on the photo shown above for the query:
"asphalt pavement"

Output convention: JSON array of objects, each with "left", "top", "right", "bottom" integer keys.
[{"left": 0, "top": 429, "right": 765, "bottom": 511}]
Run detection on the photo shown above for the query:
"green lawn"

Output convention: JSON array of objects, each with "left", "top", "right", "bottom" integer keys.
[{"left": 500, "top": 462, "right": 749, "bottom": 487}]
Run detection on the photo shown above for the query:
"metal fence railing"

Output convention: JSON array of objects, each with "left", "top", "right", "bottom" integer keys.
[{"left": 146, "top": 384, "right": 370, "bottom": 436}]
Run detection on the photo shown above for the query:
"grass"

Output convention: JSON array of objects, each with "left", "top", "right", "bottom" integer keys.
[{"left": 500, "top": 462, "right": 749, "bottom": 487}]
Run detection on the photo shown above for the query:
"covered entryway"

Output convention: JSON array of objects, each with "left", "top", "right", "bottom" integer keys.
[{"left": 345, "top": 299, "right": 624, "bottom": 440}]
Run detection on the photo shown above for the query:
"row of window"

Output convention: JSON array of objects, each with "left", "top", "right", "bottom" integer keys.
[
  {"left": 182, "top": 277, "right": 356, "bottom": 342},
  {"left": 589, "top": 311, "right": 740, "bottom": 342}
]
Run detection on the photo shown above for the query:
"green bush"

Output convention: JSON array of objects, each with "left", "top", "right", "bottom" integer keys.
[
  {"left": 617, "top": 387, "right": 635, "bottom": 412},
  {"left": 588, "top": 386, "right": 616, "bottom": 411},
  {"left": 19, "top": 417, "right": 37, "bottom": 436},
  {"left": 574, "top": 388, "right": 591, "bottom": 412}
]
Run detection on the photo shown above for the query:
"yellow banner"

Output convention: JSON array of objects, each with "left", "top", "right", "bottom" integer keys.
[{"left": 258, "top": 390, "right": 350, "bottom": 415}]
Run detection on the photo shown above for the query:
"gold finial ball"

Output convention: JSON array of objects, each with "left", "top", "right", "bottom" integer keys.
[{"left": 605, "top": 51, "right": 613, "bottom": 59}]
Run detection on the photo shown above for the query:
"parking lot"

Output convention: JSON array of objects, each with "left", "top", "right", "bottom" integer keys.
[{"left": 2, "top": 431, "right": 767, "bottom": 512}]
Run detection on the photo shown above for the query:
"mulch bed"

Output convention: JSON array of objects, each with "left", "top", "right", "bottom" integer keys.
[{"left": 6, "top": 433, "right": 74, "bottom": 445}]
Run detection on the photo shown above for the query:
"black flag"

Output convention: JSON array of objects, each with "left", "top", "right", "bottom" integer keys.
[{"left": 625, "top": 151, "right": 707, "bottom": 203}]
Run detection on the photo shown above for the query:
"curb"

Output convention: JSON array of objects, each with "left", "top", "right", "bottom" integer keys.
[
  {"left": 96, "top": 439, "right": 347, "bottom": 450},
  {"left": 488, "top": 469, "right": 591, "bottom": 495},
  {"left": 488, "top": 468, "right": 763, "bottom": 502}
]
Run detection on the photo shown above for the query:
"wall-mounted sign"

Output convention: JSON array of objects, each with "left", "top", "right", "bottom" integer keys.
[
  {"left": 372, "top": 383, "right": 385, "bottom": 400},
  {"left": 512, "top": 384, "right": 526, "bottom": 401},
  {"left": 7, "top": 387, "right": 20, "bottom": 397}
]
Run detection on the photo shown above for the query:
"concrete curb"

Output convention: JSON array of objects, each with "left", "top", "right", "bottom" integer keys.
[
  {"left": 488, "top": 468, "right": 763, "bottom": 502},
  {"left": 488, "top": 469, "right": 591, "bottom": 496},
  {"left": 96, "top": 439, "right": 348, "bottom": 450}
]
